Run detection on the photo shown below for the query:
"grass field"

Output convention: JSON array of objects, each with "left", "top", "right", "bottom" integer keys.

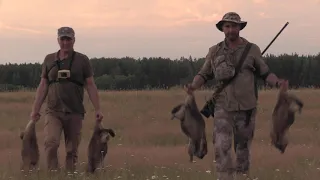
[{"left": 0, "top": 88, "right": 319, "bottom": 180}]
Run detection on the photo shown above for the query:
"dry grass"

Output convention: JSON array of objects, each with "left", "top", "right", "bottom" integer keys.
[{"left": 0, "top": 88, "right": 319, "bottom": 179}]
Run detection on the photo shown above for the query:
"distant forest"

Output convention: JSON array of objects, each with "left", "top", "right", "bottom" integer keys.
[{"left": 0, "top": 52, "right": 320, "bottom": 91}]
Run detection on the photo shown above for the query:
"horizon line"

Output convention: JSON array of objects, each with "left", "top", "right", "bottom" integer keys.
[{"left": 0, "top": 52, "right": 320, "bottom": 65}]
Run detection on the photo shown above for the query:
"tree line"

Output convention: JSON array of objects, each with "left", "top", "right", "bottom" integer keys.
[{"left": 0, "top": 52, "right": 320, "bottom": 91}]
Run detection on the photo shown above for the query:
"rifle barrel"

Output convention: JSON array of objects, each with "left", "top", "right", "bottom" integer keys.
[{"left": 261, "top": 22, "right": 289, "bottom": 55}]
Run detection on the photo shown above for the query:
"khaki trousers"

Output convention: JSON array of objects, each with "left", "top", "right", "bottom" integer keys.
[{"left": 43, "top": 112, "right": 83, "bottom": 172}]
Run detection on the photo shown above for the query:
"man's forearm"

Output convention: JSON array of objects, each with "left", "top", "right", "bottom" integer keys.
[
  {"left": 32, "top": 84, "right": 48, "bottom": 113},
  {"left": 86, "top": 83, "right": 101, "bottom": 111},
  {"left": 191, "top": 75, "right": 206, "bottom": 90}
]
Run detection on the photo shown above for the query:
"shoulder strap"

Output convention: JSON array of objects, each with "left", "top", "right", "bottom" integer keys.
[
  {"left": 231, "top": 42, "right": 252, "bottom": 82},
  {"left": 47, "top": 51, "right": 83, "bottom": 86},
  {"left": 68, "top": 51, "right": 76, "bottom": 70},
  {"left": 213, "top": 42, "right": 252, "bottom": 96},
  {"left": 46, "top": 51, "right": 76, "bottom": 75}
]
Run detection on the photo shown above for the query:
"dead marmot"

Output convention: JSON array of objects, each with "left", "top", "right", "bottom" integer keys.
[
  {"left": 20, "top": 120, "right": 39, "bottom": 171},
  {"left": 171, "top": 91, "right": 208, "bottom": 162},
  {"left": 87, "top": 122, "right": 115, "bottom": 173},
  {"left": 271, "top": 80, "right": 304, "bottom": 153}
]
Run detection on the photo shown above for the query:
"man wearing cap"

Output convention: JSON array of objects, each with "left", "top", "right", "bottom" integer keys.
[
  {"left": 184, "top": 12, "right": 284, "bottom": 179},
  {"left": 30, "top": 26, "right": 103, "bottom": 172}
]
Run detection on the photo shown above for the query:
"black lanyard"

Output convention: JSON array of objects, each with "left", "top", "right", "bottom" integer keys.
[{"left": 56, "top": 50, "right": 76, "bottom": 70}]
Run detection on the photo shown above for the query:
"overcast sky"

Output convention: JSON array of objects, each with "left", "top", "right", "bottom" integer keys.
[{"left": 0, "top": 0, "right": 319, "bottom": 64}]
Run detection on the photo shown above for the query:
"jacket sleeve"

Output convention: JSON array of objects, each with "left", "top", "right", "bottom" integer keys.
[
  {"left": 197, "top": 46, "right": 216, "bottom": 83},
  {"left": 252, "top": 44, "right": 271, "bottom": 80}
]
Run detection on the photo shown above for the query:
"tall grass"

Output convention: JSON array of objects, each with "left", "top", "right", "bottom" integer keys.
[{"left": 0, "top": 88, "right": 319, "bottom": 179}]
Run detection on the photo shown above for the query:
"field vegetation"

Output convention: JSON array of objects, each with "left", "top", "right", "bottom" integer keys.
[{"left": 0, "top": 88, "right": 319, "bottom": 179}]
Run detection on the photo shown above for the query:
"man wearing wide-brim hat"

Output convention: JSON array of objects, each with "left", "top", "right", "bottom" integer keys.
[
  {"left": 184, "top": 12, "right": 285, "bottom": 180},
  {"left": 216, "top": 12, "right": 247, "bottom": 32}
]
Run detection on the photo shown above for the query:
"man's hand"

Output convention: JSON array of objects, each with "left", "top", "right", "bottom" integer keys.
[
  {"left": 266, "top": 73, "right": 285, "bottom": 88},
  {"left": 276, "top": 79, "right": 286, "bottom": 88},
  {"left": 95, "top": 110, "right": 104, "bottom": 123},
  {"left": 30, "top": 111, "right": 41, "bottom": 122},
  {"left": 183, "top": 75, "right": 205, "bottom": 95},
  {"left": 184, "top": 84, "right": 196, "bottom": 95}
]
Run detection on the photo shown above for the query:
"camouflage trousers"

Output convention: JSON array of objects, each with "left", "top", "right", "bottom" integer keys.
[{"left": 212, "top": 107, "right": 257, "bottom": 180}]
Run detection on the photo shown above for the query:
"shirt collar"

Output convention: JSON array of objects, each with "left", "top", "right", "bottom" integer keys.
[
  {"left": 221, "top": 37, "right": 249, "bottom": 51},
  {"left": 54, "top": 50, "right": 75, "bottom": 61}
]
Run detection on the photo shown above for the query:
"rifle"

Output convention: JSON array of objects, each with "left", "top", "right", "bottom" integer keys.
[{"left": 200, "top": 22, "right": 289, "bottom": 118}]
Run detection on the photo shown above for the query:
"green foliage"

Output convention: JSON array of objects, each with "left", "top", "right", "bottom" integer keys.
[{"left": 0, "top": 53, "right": 320, "bottom": 91}]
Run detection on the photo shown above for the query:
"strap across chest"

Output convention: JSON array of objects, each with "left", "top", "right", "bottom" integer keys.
[{"left": 47, "top": 51, "right": 84, "bottom": 87}]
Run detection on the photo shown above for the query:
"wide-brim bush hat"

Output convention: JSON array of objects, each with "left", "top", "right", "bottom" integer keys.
[{"left": 216, "top": 12, "right": 247, "bottom": 32}]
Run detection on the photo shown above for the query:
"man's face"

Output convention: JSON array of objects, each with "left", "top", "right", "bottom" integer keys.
[
  {"left": 57, "top": 36, "right": 75, "bottom": 51},
  {"left": 222, "top": 22, "right": 241, "bottom": 42}
]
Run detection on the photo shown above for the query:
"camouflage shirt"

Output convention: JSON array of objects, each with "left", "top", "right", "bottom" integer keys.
[{"left": 198, "top": 37, "right": 270, "bottom": 111}]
